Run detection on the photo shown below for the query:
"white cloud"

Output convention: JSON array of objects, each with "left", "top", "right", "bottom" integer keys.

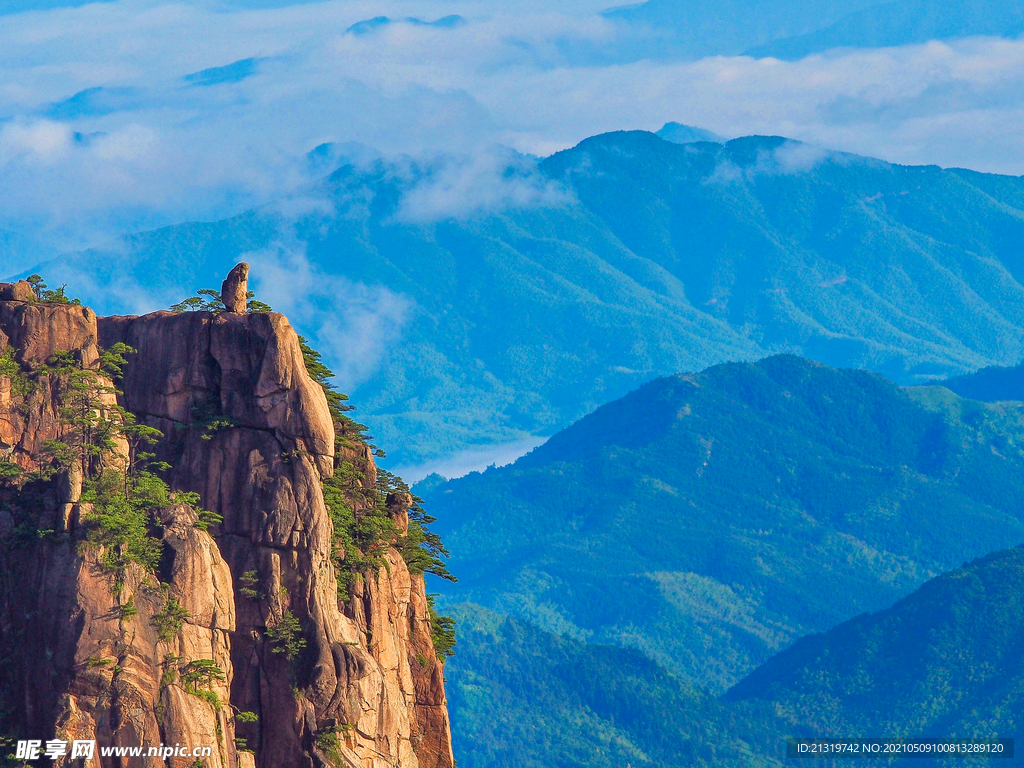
[
  {"left": 393, "top": 148, "right": 572, "bottom": 223},
  {"left": 1, "top": 0, "right": 1024, "bottom": 272},
  {"left": 772, "top": 141, "right": 831, "bottom": 173},
  {"left": 243, "top": 241, "right": 412, "bottom": 390},
  {"left": 707, "top": 139, "right": 834, "bottom": 184},
  {"left": 391, "top": 434, "right": 548, "bottom": 483},
  {"left": 0, "top": 119, "right": 73, "bottom": 163}
]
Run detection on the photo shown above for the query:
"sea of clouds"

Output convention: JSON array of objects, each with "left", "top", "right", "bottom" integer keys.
[{"left": 1, "top": 0, "right": 1024, "bottom": 274}]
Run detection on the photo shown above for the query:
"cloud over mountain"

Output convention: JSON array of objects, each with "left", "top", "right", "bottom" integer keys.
[{"left": 2, "top": 0, "right": 1024, "bottom": 272}]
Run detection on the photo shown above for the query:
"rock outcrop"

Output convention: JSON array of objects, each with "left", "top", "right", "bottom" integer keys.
[
  {"left": 220, "top": 263, "right": 249, "bottom": 314},
  {"left": 0, "top": 280, "right": 33, "bottom": 302},
  {"left": 0, "top": 277, "right": 453, "bottom": 768}
]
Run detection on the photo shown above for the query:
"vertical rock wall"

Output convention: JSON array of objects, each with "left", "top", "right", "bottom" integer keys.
[
  {"left": 0, "top": 286, "right": 453, "bottom": 768},
  {"left": 0, "top": 295, "right": 243, "bottom": 768},
  {"left": 99, "top": 310, "right": 454, "bottom": 768}
]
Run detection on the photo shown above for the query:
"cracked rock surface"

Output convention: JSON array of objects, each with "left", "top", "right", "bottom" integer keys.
[{"left": 0, "top": 289, "right": 453, "bottom": 768}]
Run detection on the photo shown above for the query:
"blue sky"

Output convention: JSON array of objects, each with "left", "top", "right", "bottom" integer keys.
[{"left": 1, "top": 0, "right": 1024, "bottom": 272}]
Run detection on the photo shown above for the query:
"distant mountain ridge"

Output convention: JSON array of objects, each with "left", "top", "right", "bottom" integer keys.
[
  {"left": 656, "top": 122, "right": 726, "bottom": 144},
  {"left": 28, "top": 130, "right": 1024, "bottom": 465},
  {"left": 943, "top": 360, "right": 1024, "bottom": 403},
  {"left": 749, "top": 0, "right": 1024, "bottom": 60},
  {"left": 603, "top": 0, "right": 1024, "bottom": 62},
  {"left": 429, "top": 355, "right": 1024, "bottom": 765},
  {"left": 424, "top": 354, "right": 1024, "bottom": 692},
  {"left": 345, "top": 15, "right": 466, "bottom": 35},
  {"left": 601, "top": 0, "right": 880, "bottom": 59}
]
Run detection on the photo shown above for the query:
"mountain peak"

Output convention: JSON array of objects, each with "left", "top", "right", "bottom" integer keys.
[{"left": 656, "top": 122, "right": 725, "bottom": 144}]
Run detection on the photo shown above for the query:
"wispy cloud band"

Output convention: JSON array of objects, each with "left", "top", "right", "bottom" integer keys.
[{"left": 1, "top": 1, "right": 1023, "bottom": 271}]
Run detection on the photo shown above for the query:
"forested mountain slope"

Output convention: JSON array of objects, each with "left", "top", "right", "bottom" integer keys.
[
  {"left": 728, "top": 546, "right": 1024, "bottom": 743},
  {"left": 423, "top": 355, "right": 1024, "bottom": 692},
  {"left": 444, "top": 604, "right": 785, "bottom": 768},
  {"left": 944, "top": 361, "right": 1024, "bottom": 403},
  {"left": 443, "top": 548, "right": 1024, "bottom": 767},
  {"left": 30, "top": 131, "right": 1024, "bottom": 464}
]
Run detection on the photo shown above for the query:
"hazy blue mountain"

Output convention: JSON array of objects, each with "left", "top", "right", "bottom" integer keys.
[
  {"left": 943, "top": 361, "right": 1024, "bottom": 403},
  {"left": 751, "top": 0, "right": 1024, "bottom": 60},
  {"left": 656, "top": 122, "right": 726, "bottom": 144},
  {"left": 603, "top": 0, "right": 1024, "bottom": 62},
  {"left": 727, "top": 546, "right": 1024, "bottom": 742},
  {"left": 39, "top": 59, "right": 262, "bottom": 122},
  {"left": 345, "top": 15, "right": 465, "bottom": 36},
  {"left": 183, "top": 58, "right": 262, "bottom": 87},
  {"left": 28, "top": 130, "right": 1024, "bottom": 466},
  {"left": 46, "top": 87, "right": 144, "bottom": 120},
  {"left": 423, "top": 355, "right": 1024, "bottom": 692},
  {"left": 0, "top": 0, "right": 96, "bottom": 13},
  {"left": 601, "top": 0, "right": 880, "bottom": 60}
]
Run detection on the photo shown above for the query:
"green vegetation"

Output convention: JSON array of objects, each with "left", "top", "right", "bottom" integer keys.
[
  {"left": 160, "top": 654, "right": 182, "bottom": 687},
  {"left": 25, "top": 274, "right": 81, "bottom": 305},
  {"left": 0, "top": 346, "right": 33, "bottom": 399},
  {"left": 152, "top": 595, "right": 190, "bottom": 642},
  {"left": 0, "top": 460, "right": 21, "bottom": 484},
  {"left": 298, "top": 335, "right": 456, "bottom": 655},
  {"left": 171, "top": 488, "right": 223, "bottom": 531},
  {"left": 314, "top": 726, "right": 345, "bottom": 766},
  {"left": 189, "top": 397, "right": 239, "bottom": 441},
  {"left": 116, "top": 597, "right": 139, "bottom": 621},
  {"left": 322, "top": 465, "right": 396, "bottom": 602},
  {"left": 170, "top": 288, "right": 271, "bottom": 313},
  {"left": 0, "top": 735, "right": 29, "bottom": 768},
  {"left": 192, "top": 506, "right": 223, "bottom": 531},
  {"left": 423, "top": 355, "right": 1024, "bottom": 700},
  {"left": 266, "top": 610, "right": 306, "bottom": 661},
  {"left": 727, "top": 547, "right": 1024, "bottom": 742},
  {"left": 83, "top": 468, "right": 168, "bottom": 577},
  {"left": 444, "top": 603, "right": 783, "bottom": 768},
  {"left": 192, "top": 689, "right": 220, "bottom": 708},
  {"left": 427, "top": 594, "right": 456, "bottom": 660},
  {"left": 238, "top": 570, "right": 263, "bottom": 600},
  {"left": 387, "top": 470, "right": 452, "bottom": 581},
  {"left": 298, "top": 337, "right": 358, "bottom": 437},
  {"left": 180, "top": 659, "right": 226, "bottom": 708},
  {"left": 37, "top": 347, "right": 130, "bottom": 480}
]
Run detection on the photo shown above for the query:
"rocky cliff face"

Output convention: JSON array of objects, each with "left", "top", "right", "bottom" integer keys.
[{"left": 0, "top": 280, "right": 453, "bottom": 768}]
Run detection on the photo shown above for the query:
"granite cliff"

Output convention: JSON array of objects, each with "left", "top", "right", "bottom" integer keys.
[{"left": 0, "top": 271, "right": 453, "bottom": 768}]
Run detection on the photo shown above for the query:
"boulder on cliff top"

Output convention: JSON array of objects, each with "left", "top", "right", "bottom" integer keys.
[
  {"left": 221, "top": 262, "right": 249, "bottom": 313},
  {"left": 0, "top": 281, "right": 33, "bottom": 302}
]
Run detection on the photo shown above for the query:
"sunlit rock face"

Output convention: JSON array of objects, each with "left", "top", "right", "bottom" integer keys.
[{"left": 0, "top": 276, "right": 453, "bottom": 768}]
